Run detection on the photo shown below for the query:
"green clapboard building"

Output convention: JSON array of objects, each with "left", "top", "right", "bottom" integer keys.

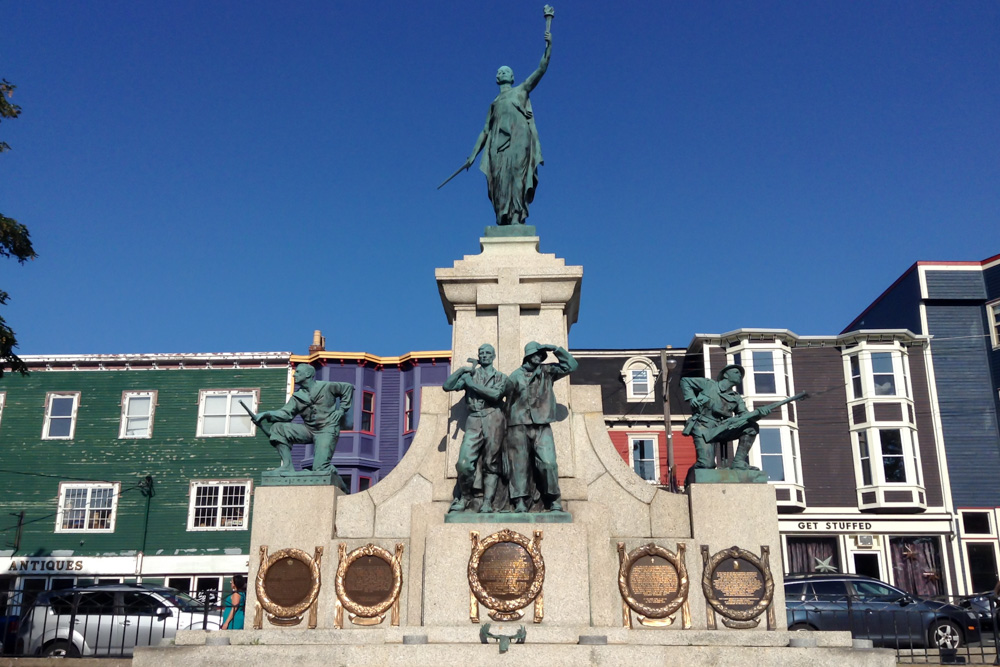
[{"left": 0, "top": 352, "right": 291, "bottom": 610}]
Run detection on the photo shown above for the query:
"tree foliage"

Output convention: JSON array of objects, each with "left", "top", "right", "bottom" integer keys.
[{"left": 1, "top": 79, "right": 37, "bottom": 377}]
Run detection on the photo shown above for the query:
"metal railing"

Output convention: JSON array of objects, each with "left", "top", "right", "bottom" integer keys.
[
  {"left": 1, "top": 591, "right": 223, "bottom": 657},
  {"left": 787, "top": 593, "right": 998, "bottom": 664}
]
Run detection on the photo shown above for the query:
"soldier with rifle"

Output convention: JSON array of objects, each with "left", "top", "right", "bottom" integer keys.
[{"left": 681, "top": 364, "right": 805, "bottom": 473}]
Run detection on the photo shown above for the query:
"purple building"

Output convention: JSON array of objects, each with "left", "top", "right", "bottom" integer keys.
[{"left": 288, "top": 331, "right": 451, "bottom": 493}]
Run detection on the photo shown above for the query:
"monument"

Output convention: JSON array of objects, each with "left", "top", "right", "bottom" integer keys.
[
  {"left": 133, "top": 6, "right": 893, "bottom": 666},
  {"left": 682, "top": 364, "right": 806, "bottom": 485}
]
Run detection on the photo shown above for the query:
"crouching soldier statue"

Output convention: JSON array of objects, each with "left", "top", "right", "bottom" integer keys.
[
  {"left": 254, "top": 363, "right": 353, "bottom": 493},
  {"left": 681, "top": 364, "right": 805, "bottom": 479}
]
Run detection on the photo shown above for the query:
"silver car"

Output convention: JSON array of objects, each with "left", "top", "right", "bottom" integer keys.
[{"left": 16, "top": 584, "right": 222, "bottom": 657}]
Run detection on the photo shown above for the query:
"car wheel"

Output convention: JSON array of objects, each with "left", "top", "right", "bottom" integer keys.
[
  {"left": 788, "top": 623, "right": 816, "bottom": 631},
  {"left": 42, "top": 640, "right": 81, "bottom": 658},
  {"left": 929, "top": 619, "right": 962, "bottom": 650}
]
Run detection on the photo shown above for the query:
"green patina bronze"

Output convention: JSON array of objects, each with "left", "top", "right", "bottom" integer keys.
[
  {"left": 254, "top": 364, "right": 353, "bottom": 492},
  {"left": 444, "top": 344, "right": 509, "bottom": 513},
  {"left": 441, "top": 6, "right": 554, "bottom": 226},
  {"left": 504, "top": 341, "right": 577, "bottom": 512},
  {"left": 444, "top": 341, "right": 576, "bottom": 516},
  {"left": 681, "top": 365, "right": 806, "bottom": 484}
]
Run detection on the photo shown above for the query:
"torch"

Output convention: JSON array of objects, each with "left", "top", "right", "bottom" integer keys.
[{"left": 544, "top": 5, "right": 554, "bottom": 32}]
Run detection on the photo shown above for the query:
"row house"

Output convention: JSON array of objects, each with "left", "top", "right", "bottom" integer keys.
[
  {"left": 578, "top": 327, "right": 960, "bottom": 599},
  {"left": 0, "top": 352, "right": 291, "bottom": 612},
  {"left": 0, "top": 343, "right": 451, "bottom": 615},
  {"left": 845, "top": 252, "right": 1000, "bottom": 595}
]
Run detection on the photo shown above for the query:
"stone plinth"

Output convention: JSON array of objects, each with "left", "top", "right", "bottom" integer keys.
[
  {"left": 422, "top": 522, "right": 590, "bottom": 627},
  {"left": 688, "top": 483, "right": 787, "bottom": 630},
  {"left": 246, "top": 485, "right": 341, "bottom": 629}
]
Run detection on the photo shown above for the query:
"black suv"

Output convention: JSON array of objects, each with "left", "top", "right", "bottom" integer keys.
[{"left": 785, "top": 573, "right": 981, "bottom": 649}]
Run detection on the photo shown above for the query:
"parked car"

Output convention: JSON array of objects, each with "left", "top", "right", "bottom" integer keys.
[
  {"left": 954, "top": 590, "right": 998, "bottom": 633},
  {"left": 15, "top": 583, "right": 222, "bottom": 657},
  {"left": 785, "top": 573, "right": 981, "bottom": 649}
]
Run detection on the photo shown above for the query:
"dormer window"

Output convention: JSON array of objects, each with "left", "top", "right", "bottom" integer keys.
[{"left": 620, "top": 357, "right": 659, "bottom": 402}]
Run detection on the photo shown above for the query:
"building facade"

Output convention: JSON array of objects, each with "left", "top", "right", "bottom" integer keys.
[
  {"left": 286, "top": 334, "right": 451, "bottom": 492},
  {"left": 0, "top": 352, "right": 291, "bottom": 611},
  {"left": 846, "top": 253, "right": 1000, "bottom": 594}
]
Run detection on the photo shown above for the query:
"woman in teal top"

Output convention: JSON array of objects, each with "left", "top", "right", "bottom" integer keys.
[{"left": 221, "top": 574, "right": 246, "bottom": 630}]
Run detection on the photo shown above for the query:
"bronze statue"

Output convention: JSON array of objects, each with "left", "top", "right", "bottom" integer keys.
[
  {"left": 254, "top": 364, "right": 353, "bottom": 492},
  {"left": 441, "top": 6, "right": 554, "bottom": 226},
  {"left": 681, "top": 365, "right": 805, "bottom": 474},
  {"left": 504, "top": 341, "right": 576, "bottom": 512},
  {"left": 444, "top": 344, "right": 509, "bottom": 513}
]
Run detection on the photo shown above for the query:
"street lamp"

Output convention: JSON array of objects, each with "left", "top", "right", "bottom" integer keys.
[{"left": 660, "top": 350, "right": 679, "bottom": 492}]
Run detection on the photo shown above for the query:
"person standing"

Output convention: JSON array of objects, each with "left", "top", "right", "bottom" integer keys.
[{"left": 221, "top": 575, "right": 245, "bottom": 630}]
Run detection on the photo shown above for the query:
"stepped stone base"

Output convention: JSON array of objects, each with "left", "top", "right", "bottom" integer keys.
[{"left": 135, "top": 628, "right": 895, "bottom": 667}]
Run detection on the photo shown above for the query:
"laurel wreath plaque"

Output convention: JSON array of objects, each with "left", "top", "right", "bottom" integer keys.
[
  {"left": 253, "top": 545, "right": 323, "bottom": 629},
  {"left": 616, "top": 542, "right": 691, "bottom": 628},
  {"left": 468, "top": 529, "right": 544, "bottom": 623},
  {"left": 334, "top": 542, "right": 404, "bottom": 628},
  {"left": 700, "top": 544, "right": 775, "bottom": 630}
]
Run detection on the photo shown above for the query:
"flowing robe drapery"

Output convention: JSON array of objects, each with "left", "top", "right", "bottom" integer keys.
[{"left": 478, "top": 85, "right": 543, "bottom": 225}]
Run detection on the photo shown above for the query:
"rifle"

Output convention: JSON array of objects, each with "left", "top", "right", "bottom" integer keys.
[
  {"left": 699, "top": 392, "right": 807, "bottom": 442},
  {"left": 239, "top": 400, "right": 272, "bottom": 437}
]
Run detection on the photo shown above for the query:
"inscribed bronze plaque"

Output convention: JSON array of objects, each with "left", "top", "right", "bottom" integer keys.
[
  {"left": 477, "top": 542, "right": 536, "bottom": 601},
  {"left": 334, "top": 543, "right": 404, "bottom": 628},
  {"left": 628, "top": 555, "right": 679, "bottom": 607},
  {"left": 616, "top": 542, "right": 690, "bottom": 628},
  {"left": 344, "top": 555, "right": 394, "bottom": 607},
  {"left": 253, "top": 546, "right": 323, "bottom": 629},
  {"left": 468, "top": 529, "right": 545, "bottom": 623},
  {"left": 700, "top": 545, "right": 775, "bottom": 630},
  {"left": 264, "top": 556, "right": 313, "bottom": 606},
  {"left": 710, "top": 557, "right": 764, "bottom": 610}
]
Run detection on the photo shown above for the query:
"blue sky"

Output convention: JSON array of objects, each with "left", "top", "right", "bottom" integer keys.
[{"left": 3, "top": 1, "right": 998, "bottom": 356}]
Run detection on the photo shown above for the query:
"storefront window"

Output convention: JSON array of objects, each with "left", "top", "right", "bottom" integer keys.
[
  {"left": 786, "top": 536, "right": 840, "bottom": 574},
  {"left": 889, "top": 536, "right": 943, "bottom": 597}
]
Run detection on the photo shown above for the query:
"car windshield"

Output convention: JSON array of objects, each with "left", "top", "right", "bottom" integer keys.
[{"left": 158, "top": 590, "right": 208, "bottom": 612}]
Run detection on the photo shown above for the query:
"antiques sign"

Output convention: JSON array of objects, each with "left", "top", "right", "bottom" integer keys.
[
  {"left": 700, "top": 545, "right": 776, "bottom": 630},
  {"left": 617, "top": 542, "right": 691, "bottom": 628},
  {"left": 253, "top": 546, "right": 323, "bottom": 629},
  {"left": 468, "top": 529, "right": 545, "bottom": 623},
  {"left": 334, "top": 543, "right": 404, "bottom": 628}
]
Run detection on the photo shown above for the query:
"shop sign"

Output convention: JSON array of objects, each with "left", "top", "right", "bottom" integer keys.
[
  {"left": 6, "top": 558, "right": 86, "bottom": 573},
  {"left": 793, "top": 521, "right": 874, "bottom": 532}
]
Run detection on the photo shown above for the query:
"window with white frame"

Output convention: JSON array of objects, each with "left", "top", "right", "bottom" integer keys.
[
  {"left": 629, "top": 434, "right": 659, "bottom": 482},
  {"left": 196, "top": 390, "right": 258, "bottom": 437},
  {"left": 758, "top": 428, "right": 784, "bottom": 481},
  {"left": 988, "top": 300, "right": 1000, "bottom": 349},
  {"left": 404, "top": 390, "right": 415, "bottom": 433},
  {"left": 119, "top": 391, "right": 156, "bottom": 439},
  {"left": 732, "top": 348, "right": 791, "bottom": 396},
  {"left": 56, "top": 482, "right": 119, "bottom": 532},
  {"left": 187, "top": 480, "right": 251, "bottom": 530},
  {"left": 620, "top": 357, "right": 659, "bottom": 402},
  {"left": 842, "top": 341, "right": 923, "bottom": 503},
  {"left": 851, "top": 427, "right": 922, "bottom": 487},
  {"left": 845, "top": 348, "right": 910, "bottom": 400},
  {"left": 43, "top": 392, "right": 81, "bottom": 440}
]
